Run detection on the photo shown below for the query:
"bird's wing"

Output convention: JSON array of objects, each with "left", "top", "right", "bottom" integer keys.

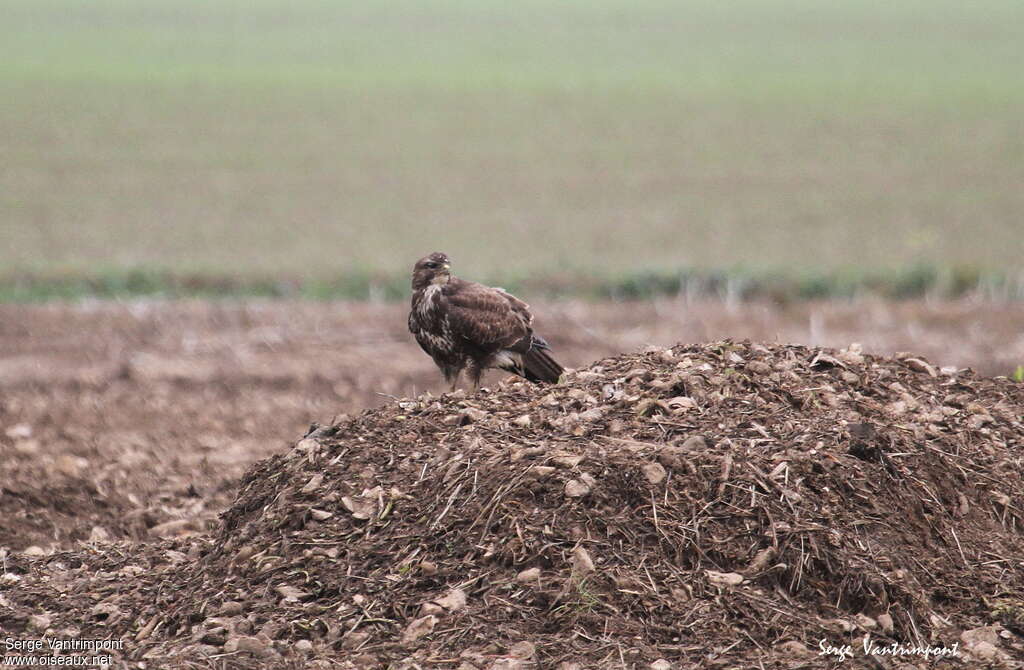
[
  {"left": 492, "top": 288, "right": 534, "bottom": 326},
  {"left": 443, "top": 280, "right": 531, "bottom": 348}
]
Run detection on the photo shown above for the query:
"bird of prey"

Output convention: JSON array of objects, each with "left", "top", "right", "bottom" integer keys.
[{"left": 408, "top": 252, "right": 564, "bottom": 392}]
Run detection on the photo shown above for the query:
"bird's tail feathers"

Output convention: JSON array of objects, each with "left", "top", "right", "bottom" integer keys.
[{"left": 522, "top": 345, "right": 563, "bottom": 384}]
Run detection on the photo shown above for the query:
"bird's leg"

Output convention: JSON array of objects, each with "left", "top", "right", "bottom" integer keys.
[
  {"left": 467, "top": 363, "right": 484, "bottom": 394},
  {"left": 443, "top": 366, "right": 460, "bottom": 393}
]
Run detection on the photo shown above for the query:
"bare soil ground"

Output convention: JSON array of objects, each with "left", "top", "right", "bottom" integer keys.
[
  {"left": 1, "top": 299, "right": 1023, "bottom": 668},
  {"left": 1, "top": 298, "right": 1022, "bottom": 552}
]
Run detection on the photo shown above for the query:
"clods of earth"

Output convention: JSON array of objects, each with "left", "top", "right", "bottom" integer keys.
[{"left": 2, "top": 341, "right": 1023, "bottom": 669}]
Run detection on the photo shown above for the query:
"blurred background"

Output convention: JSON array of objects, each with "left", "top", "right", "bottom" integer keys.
[
  {"left": 3, "top": 0, "right": 1023, "bottom": 299},
  {"left": 2, "top": 0, "right": 1024, "bottom": 553}
]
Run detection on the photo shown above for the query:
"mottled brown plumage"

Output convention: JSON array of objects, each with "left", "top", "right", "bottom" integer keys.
[{"left": 408, "top": 252, "right": 563, "bottom": 391}]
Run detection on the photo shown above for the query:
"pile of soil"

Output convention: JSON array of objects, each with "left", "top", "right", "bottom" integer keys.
[{"left": 3, "top": 341, "right": 1023, "bottom": 669}]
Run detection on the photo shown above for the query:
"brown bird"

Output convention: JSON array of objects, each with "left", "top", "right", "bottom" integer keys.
[{"left": 408, "top": 252, "right": 564, "bottom": 392}]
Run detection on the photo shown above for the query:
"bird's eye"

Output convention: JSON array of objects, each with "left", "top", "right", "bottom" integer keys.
[{"left": 425, "top": 262, "right": 438, "bottom": 269}]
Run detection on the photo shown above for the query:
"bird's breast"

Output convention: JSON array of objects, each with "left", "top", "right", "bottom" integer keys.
[{"left": 415, "top": 285, "right": 442, "bottom": 320}]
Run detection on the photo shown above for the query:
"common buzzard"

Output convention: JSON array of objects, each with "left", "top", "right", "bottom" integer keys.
[{"left": 408, "top": 252, "right": 564, "bottom": 391}]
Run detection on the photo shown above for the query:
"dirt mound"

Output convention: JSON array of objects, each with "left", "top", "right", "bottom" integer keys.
[{"left": 3, "top": 341, "right": 1023, "bottom": 668}]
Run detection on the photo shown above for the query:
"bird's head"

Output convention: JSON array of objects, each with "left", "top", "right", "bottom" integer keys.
[{"left": 411, "top": 252, "right": 452, "bottom": 290}]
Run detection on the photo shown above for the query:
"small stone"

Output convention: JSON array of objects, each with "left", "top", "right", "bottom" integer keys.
[
  {"left": 657, "top": 446, "right": 686, "bottom": 471},
  {"left": 88, "top": 526, "right": 111, "bottom": 543},
  {"left": 886, "top": 401, "right": 908, "bottom": 416},
  {"left": 641, "top": 462, "right": 667, "bottom": 484},
  {"left": 837, "top": 345, "right": 864, "bottom": 365},
  {"left": 529, "top": 465, "right": 556, "bottom": 479},
  {"left": 225, "top": 635, "right": 268, "bottom": 656},
  {"left": 564, "top": 479, "right": 591, "bottom": 497},
  {"left": 706, "top": 570, "right": 744, "bottom": 587},
  {"left": 275, "top": 585, "right": 310, "bottom": 602},
  {"left": 515, "top": 568, "right": 541, "bottom": 584},
  {"left": 5, "top": 423, "right": 32, "bottom": 439},
  {"left": 877, "top": 613, "right": 894, "bottom": 634},
  {"left": 574, "top": 368, "right": 602, "bottom": 380},
  {"left": 552, "top": 454, "right": 584, "bottom": 469},
  {"left": 960, "top": 625, "right": 1000, "bottom": 648},
  {"left": 293, "top": 438, "right": 322, "bottom": 456},
  {"left": 743, "top": 547, "right": 777, "bottom": 575},
  {"left": 625, "top": 367, "right": 652, "bottom": 382},
  {"left": 992, "top": 491, "right": 1011, "bottom": 508},
  {"left": 27, "top": 614, "right": 52, "bottom": 632},
  {"left": 513, "top": 415, "right": 532, "bottom": 428},
  {"left": 295, "top": 640, "right": 314, "bottom": 654},
  {"left": 508, "top": 641, "right": 536, "bottom": 659},
  {"left": 23, "top": 545, "right": 49, "bottom": 557},
  {"left": 650, "top": 660, "right": 673, "bottom": 670},
  {"left": 782, "top": 489, "right": 803, "bottom": 503},
  {"left": 854, "top": 613, "right": 877, "bottom": 630},
  {"left": 350, "top": 653, "right": 379, "bottom": 666},
  {"left": 200, "top": 631, "right": 227, "bottom": 646},
  {"left": 218, "top": 601, "right": 245, "bottom": 616},
  {"left": 904, "top": 357, "right": 938, "bottom": 377},
  {"left": 233, "top": 545, "right": 256, "bottom": 563},
  {"left": 968, "top": 641, "right": 1001, "bottom": 661},
  {"left": 13, "top": 439, "right": 40, "bottom": 455},
  {"left": 570, "top": 546, "right": 595, "bottom": 578},
  {"left": 310, "top": 509, "right": 333, "bottom": 521},
  {"left": 967, "top": 413, "right": 993, "bottom": 429},
  {"left": 433, "top": 588, "right": 467, "bottom": 612},
  {"left": 665, "top": 396, "right": 696, "bottom": 412},
  {"left": 402, "top": 615, "right": 437, "bottom": 644},
  {"left": 635, "top": 398, "right": 668, "bottom": 416},
  {"left": 419, "top": 602, "right": 444, "bottom": 616},
  {"left": 149, "top": 519, "right": 199, "bottom": 538},
  {"left": 342, "top": 486, "right": 382, "bottom": 520},
  {"left": 680, "top": 435, "right": 708, "bottom": 452},
  {"left": 206, "top": 616, "right": 237, "bottom": 630},
  {"left": 459, "top": 407, "right": 488, "bottom": 424},
  {"left": 746, "top": 361, "right": 772, "bottom": 376},
  {"left": 341, "top": 630, "right": 370, "bottom": 649},
  {"left": 825, "top": 618, "right": 855, "bottom": 633},
  {"left": 301, "top": 474, "right": 324, "bottom": 493}
]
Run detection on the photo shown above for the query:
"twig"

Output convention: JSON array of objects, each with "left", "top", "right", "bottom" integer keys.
[{"left": 431, "top": 482, "right": 464, "bottom": 530}]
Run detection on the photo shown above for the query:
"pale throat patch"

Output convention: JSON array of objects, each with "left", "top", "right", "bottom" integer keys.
[
  {"left": 430, "top": 273, "right": 450, "bottom": 286},
  {"left": 418, "top": 284, "right": 442, "bottom": 318}
]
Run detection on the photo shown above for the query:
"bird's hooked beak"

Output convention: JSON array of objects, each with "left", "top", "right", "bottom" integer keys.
[{"left": 431, "top": 263, "right": 452, "bottom": 285}]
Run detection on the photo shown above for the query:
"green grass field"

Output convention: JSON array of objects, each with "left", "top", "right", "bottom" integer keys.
[{"left": 2, "top": 0, "right": 1023, "bottom": 298}]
